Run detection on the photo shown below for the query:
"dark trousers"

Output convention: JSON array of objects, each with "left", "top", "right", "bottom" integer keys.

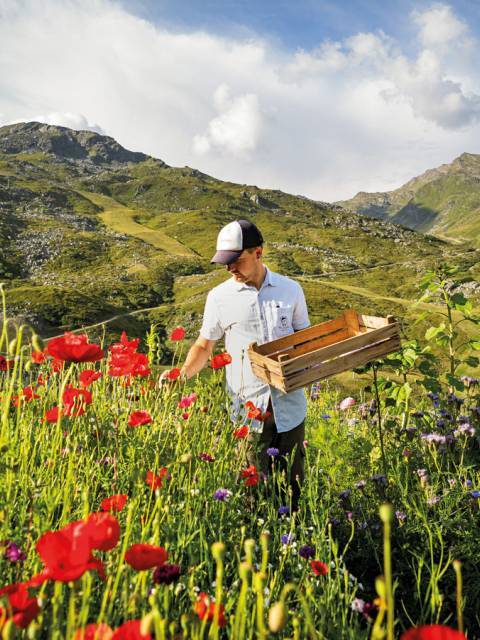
[{"left": 247, "top": 399, "right": 305, "bottom": 510}]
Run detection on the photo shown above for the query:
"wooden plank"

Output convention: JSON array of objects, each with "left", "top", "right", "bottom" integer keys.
[
  {"left": 359, "top": 314, "right": 389, "bottom": 330},
  {"left": 283, "top": 335, "right": 401, "bottom": 392},
  {"left": 343, "top": 308, "right": 360, "bottom": 336},
  {"left": 254, "top": 314, "right": 346, "bottom": 355},
  {"left": 280, "top": 323, "right": 399, "bottom": 376},
  {"left": 270, "top": 327, "right": 350, "bottom": 361},
  {"left": 247, "top": 347, "right": 283, "bottom": 374},
  {"left": 250, "top": 362, "right": 287, "bottom": 392}
]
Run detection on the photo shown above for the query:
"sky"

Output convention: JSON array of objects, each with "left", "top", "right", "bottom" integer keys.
[{"left": 0, "top": 0, "right": 479, "bottom": 201}]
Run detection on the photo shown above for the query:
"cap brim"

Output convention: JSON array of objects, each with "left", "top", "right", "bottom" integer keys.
[{"left": 210, "top": 249, "right": 243, "bottom": 265}]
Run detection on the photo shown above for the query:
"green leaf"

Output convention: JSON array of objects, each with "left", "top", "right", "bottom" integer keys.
[
  {"left": 425, "top": 324, "right": 445, "bottom": 341},
  {"left": 469, "top": 341, "right": 480, "bottom": 351},
  {"left": 446, "top": 374, "right": 465, "bottom": 392}
]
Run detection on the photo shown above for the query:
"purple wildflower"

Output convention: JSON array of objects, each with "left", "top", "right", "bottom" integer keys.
[
  {"left": 199, "top": 452, "right": 215, "bottom": 462},
  {"left": 426, "top": 495, "right": 440, "bottom": 506},
  {"left": 281, "top": 533, "right": 294, "bottom": 545},
  {"left": 213, "top": 488, "right": 231, "bottom": 502},
  {"left": 339, "top": 490, "right": 351, "bottom": 501},
  {"left": 355, "top": 480, "right": 366, "bottom": 490},
  {"left": 299, "top": 545, "right": 315, "bottom": 559},
  {"left": 267, "top": 447, "right": 279, "bottom": 457},
  {"left": 4, "top": 541, "right": 26, "bottom": 562},
  {"left": 470, "top": 490, "right": 480, "bottom": 499},
  {"left": 454, "top": 423, "right": 475, "bottom": 437},
  {"left": 395, "top": 511, "right": 407, "bottom": 523},
  {"left": 278, "top": 505, "right": 290, "bottom": 516}
]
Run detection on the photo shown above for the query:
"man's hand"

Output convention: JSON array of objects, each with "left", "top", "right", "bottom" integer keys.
[{"left": 158, "top": 368, "right": 186, "bottom": 388}]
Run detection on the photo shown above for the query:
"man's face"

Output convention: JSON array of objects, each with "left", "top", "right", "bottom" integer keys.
[{"left": 226, "top": 248, "right": 262, "bottom": 282}]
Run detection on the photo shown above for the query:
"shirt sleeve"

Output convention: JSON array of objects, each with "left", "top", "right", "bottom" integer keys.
[
  {"left": 199, "top": 291, "right": 225, "bottom": 341},
  {"left": 292, "top": 285, "right": 310, "bottom": 331}
]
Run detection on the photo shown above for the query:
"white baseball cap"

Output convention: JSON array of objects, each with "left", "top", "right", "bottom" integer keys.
[{"left": 211, "top": 220, "right": 264, "bottom": 265}]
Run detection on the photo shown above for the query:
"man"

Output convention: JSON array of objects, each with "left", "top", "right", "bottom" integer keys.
[{"left": 179, "top": 219, "right": 310, "bottom": 510}]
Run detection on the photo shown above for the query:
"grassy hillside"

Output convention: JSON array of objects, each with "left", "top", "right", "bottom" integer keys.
[{"left": 1, "top": 122, "right": 479, "bottom": 359}]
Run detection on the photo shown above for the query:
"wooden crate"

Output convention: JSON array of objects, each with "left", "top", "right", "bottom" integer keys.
[{"left": 247, "top": 309, "right": 401, "bottom": 393}]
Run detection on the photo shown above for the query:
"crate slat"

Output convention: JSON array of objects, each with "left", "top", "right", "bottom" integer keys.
[
  {"left": 282, "top": 335, "right": 402, "bottom": 392},
  {"left": 254, "top": 315, "right": 346, "bottom": 355},
  {"left": 271, "top": 327, "right": 350, "bottom": 361},
  {"left": 281, "top": 322, "right": 399, "bottom": 376}
]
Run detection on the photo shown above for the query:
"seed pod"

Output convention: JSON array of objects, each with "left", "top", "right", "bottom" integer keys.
[
  {"left": 268, "top": 601, "right": 287, "bottom": 632},
  {"left": 32, "top": 334, "right": 44, "bottom": 353},
  {"left": 180, "top": 453, "right": 192, "bottom": 464}
]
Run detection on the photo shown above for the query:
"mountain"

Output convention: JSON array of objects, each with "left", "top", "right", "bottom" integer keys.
[
  {"left": 336, "top": 153, "right": 480, "bottom": 245},
  {"left": 1, "top": 122, "right": 478, "bottom": 348}
]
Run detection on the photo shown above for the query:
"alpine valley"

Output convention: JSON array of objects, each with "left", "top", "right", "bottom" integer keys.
[{"left": 1, "top": 122, "right": 479, "bottom": 355}]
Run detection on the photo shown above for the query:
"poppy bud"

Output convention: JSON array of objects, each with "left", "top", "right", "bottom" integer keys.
[
  {"left": 180, "top": 453, "right": 192, "bottom": 463},
  {"left": 211, "top": 541, "right": 225, "bottom": 561},
  {"left": 268, "top": 601, "right": 287, "bottom": 632},
  {"left": 25, "top": 360, "right": 32, "bottom": 373},
  {"left": 238, "top": 561, "right": 251, "bottom": 581},
  {"left": 32, "top": 333, "right": 44, "bottom": 353},
  {"left": 8, "top": 337, "right": 17, "bottom": 356},
  {"left": 379, "top": 503, "right": 393, "bottom": 523},
  {"left": 1, "top": 618, "right": 15, "bottom": 640},
  {"left": 140, "top": 613, "right": 153, "bottom": 637}
]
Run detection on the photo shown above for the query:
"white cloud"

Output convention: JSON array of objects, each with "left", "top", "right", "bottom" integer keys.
[
  {"left": 0, "top": 0, "right": 479, "bottom": 201},
  {"left": 6, "top": 112, "right": 104, "bottom": 133},
  {"left": 193, "top": 83, "right": 263, "bottom": 156},
  {"left": 412, "top": 3, "right": 466, "bottom": 48}
]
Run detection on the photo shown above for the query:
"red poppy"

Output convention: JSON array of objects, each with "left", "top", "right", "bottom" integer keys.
[
  {"left": 124, "top": 544, "right": 168, "bottom": 570},
  {"left": 211, "top": 352, "right": 232, "bottom": 369},
  {"left": 145, "top": 468, "right": 169, "bottom": 490},
  {"left": 170, "top": 326, "right": 185, "bottom": 341},
  {"left": 86, "top": 513, "right": 120, "bottom": 552},
  {"left": 111, "top": 620, "right": 151, "bottom": 640},
  {"left": 79, "top": 370, "right": 103, "bottom": 388},
  {"left": 246, "top": 403, "right": 271, "bottom": 421},
  {"left": 401, "top": 626, "right": 466, "bottom": 640},
  {"left": 35, "top": 521, "right": 105, "bottom": 583},
  {"left": 164, "top": 368, "right": 181, "bottom": 380},
  {"left": 310, "top": 560, "right": 329, "bottom": 576},
  {"left": 73, "top": 623, "right": 114, "bottom": 640},
  {"left": 45, "top": 406, "right": 62, "bottom": 423},
  {"left": 22, "top": 386, "right": 40, "bottom": 402},
  {"left": 50, "top": 358, "right": 64, "bottom": 374},
  {"left": 31, "top": 351, "right": 46, "bottom": 364},
  {"left": 128, "top": 410, "right": 153, "bottom": 427},
  {"left": 234, "top": 426, "right": 249, "bottom": 439},
  {"left": 37, "top": 373, "right": 49, "bottom": 386},
  {"left": 0, "top": 582, "right": 41, "bottom": 629},
  {"left": 109, "top": 331, "right": 140, "bottom": 354},
  {"left": 62, "top": 385, "right": 93, "bottom": 417},
  {"left": 182, "top": 412, "right": 189, "bottom": 420},
  {"left": 108, "top": 351, "right": 151, "bottom": 378},
  {"left": 193, "top": 592, "right": 227, "bottom": 628},
  {"left": 47, "top": 333, "right": 104, "bottom": 363},
  {"left": 0, "top": 355, "right": 14, "bottom": 371},
  {"left": 101, "top": 494, "right": 128, "bottom": 513},
  {"left": 240, "top": 465, "right": 259, "bottom": 487}
]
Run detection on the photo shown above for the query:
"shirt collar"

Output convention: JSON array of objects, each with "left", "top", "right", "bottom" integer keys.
[{"left": 233, "top": 265, "right": 277, "bottom": 291}]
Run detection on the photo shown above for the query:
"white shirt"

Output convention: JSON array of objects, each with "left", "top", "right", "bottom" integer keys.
[{"left": 200, "top": 266, "right": 310, "bottom": 432}]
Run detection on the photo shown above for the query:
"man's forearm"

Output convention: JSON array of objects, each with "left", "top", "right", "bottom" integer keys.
[{"left": 180, "top": 344, "right": 212, "bottom": 379}]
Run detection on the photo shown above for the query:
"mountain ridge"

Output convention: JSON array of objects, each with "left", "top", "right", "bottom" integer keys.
[{"left": 336, "top": 152, "right": 480, "bottom": 245}]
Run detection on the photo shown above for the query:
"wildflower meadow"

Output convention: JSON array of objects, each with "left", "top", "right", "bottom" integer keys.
[{"left": 1, "top": 264, "right": 480, "bottom": 639}]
